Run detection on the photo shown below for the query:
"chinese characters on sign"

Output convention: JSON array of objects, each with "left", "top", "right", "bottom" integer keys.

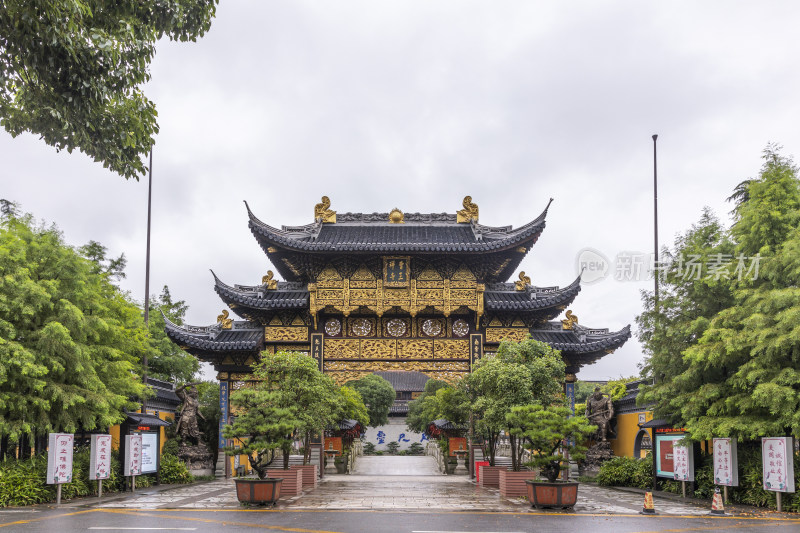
[
  {"left": 140, "top": 433, "right": 158, "bottom": 474},
  {"left": 124, "top": 434, "right": 143, "bottom": 476},
  {"left": 218, "top": 381, "right": 229, "bottom": 448},
  {"left": 762, "top": 437, "right": 796, "bottom": 493},
  {"left": 712, "top": 438, "right": 738, "bottom": 487},
  {"left": 673, "top": 443, "right": 694, "bottom": 482},
  {"left": 46, "top": 433, "right": 74, "bottom": 484},
  {"left": 384, "top": 257, "right": 410, "bottom": 287},
  {"left": 89, "top": 434, "right": 112, "bottom": 481}
]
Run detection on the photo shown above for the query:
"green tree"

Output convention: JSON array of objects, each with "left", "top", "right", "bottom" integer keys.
[
  {"left": 347, "top": 374, "right": 395, "bottom": 428},
  {"left": 336, "top": 386, "right": 369, "bottom": 429},
  {"left": 464, "top": 337, "right": 565, "bottom": 470},
  {"left": 639, "top": 145, "right": 800, "bottom": 440},
  {"left": 506, "top": 404, "right": 596, "bottom": 482},
  {"left": 148, "top": 286, "right": 198, "bottom": 383},
  {"left": 196, "top": 381, "right": 220, "bottom": 466},
  {"left": 0, "top": 212, "right": 147, "bottom": 445},
  {"left": 637, "top": 208, "right": 736, "bottom": 425},
  {"left": 406, "top": 379, "right": 449, "bottom": 433},
  {"left": 0, "top": 0, "right": 218, "bottom": 180}
]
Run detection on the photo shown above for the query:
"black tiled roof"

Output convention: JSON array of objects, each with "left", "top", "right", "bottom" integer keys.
[
  {"left": 163, "top": 313, "right": 263, "bottom": 352},
  {"left": 124, "top": 412, "right": 172, "bottom": 427},
  {"left": 529, "top": 324, "right": 631, "bottom": 354},
  {"left": 246, "top": 201, "right": 550, "bottom": 254},
  {"left": 484, "top": 276, "right": 581, "bottom": 311},
  {"left": 373, "top": 371, "right": 430, "bottom": 391},
  {"left": 212, "top": 271, "right": 308, "bottom": 310}
]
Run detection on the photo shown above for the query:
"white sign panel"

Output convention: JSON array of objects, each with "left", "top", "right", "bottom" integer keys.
[
  {"left": 124, "top": 434, "right": 143, "bottom": 476},
  {"left": 89, "top": 434, "right": 112, "bottom": 480},
  {"left": 140, "top": 433, "right": 158, "bottom": 474},
  {"left": 363, "top": 422, "right": 427, "bottom": 450},
  {"left": 762, "top": 437, "right": 795, "bottom": 493},
  {"left": 673, "top": 443, "right": 694, "bottom": 482},
  {"left": 712, "top": 438, "right": 738, "bottom": 487},
  {"left": 46, "top": 433, "right": 74, "bottom": 484}
]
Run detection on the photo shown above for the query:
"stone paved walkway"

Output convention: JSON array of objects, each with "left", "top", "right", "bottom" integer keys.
[{"left": 89, "top": 456, "right": 711, "bottom": 514}]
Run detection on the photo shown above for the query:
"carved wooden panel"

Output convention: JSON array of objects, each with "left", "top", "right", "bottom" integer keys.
[
  {"left": 323, "top": 339, "right": 360, "bottom": 359},
  {"left": 360, "top": 339, "right": 396, "bottom": 359},
  {"left": 397, "top": 339, "right": 434, "bottom": 359},
  {"left": 264, "top": 326, "right": 309, "bottom": 342},
  {"left": 434, "top": 339, "right": 468, "bottom": 360},
  {"left": 485, "top": 327, "right": 529, "bottom": 343}
]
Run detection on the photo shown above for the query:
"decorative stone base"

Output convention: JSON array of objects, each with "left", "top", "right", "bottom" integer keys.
[
  {"left": 190, "top": 468, "right": 214, "bottom": 477},
  {"left": 580, "top": 442, "right": 615, "bottom": 477},
  {"left": 178, "top": 442, "right": 214, "bottom": 474}
]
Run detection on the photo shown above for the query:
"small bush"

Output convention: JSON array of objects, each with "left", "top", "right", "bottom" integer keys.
[
  {"left": 362, "top": 442, "right": 375, "bottom": 455},
  {"left": 374, "top": 450, "right": 384, "bottom": 456},
  {"left": 596, "top": 455, "right": 652, "bottom": 489},
  {"left": 408, "top": 443, "right": 424, "bottom": 456},
  {"left": 159, "top": 454, "right": 192, "bottom": 484},
  {"left": 386, "top": 442, "right": 400, "bottom": 455},
  {"left": 162, "top": 438, "right": 180, "bottom": 457}
]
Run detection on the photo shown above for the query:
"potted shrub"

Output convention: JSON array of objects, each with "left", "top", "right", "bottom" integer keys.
[{"left": 506, "top": 403, "right": 597, "bottom": 509}]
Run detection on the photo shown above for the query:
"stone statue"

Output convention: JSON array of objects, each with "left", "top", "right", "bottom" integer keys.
[
  {"left": 585, "top": 387, "right": 614, "bottom": 442},
  {"left": 176, "top": 383, "right": 205, "bottom": 444},
  {"left": 175, "top": 383, "right": 215, "bottom": 476}
]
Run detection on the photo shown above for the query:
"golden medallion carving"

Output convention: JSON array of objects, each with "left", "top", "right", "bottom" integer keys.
[
  {"left": 561, "top": 310, "right": 578, "bottom": 330},
  {"left": 485, "top": 327, "right": 529, "bottom": 343},
  {"left": 262, "top": 270, "right": 278, "bottom": 289},
  {"left": 388, "top": 208, "right": 404, "bottom": 224},
  {"left": 314, "top": 196, "right": 337, "bottom": 223},
  {"left": 264, "top": 326, "right": 308, "bottom": 342},
  {"left": 456, "top": 195, "right": 479, "bottom": 223},
  {"left": 217, "top": 309, "right": 233, "bottom": 329},
  {"left": 515, "top": 271, "right": 531, "bottom": 291}
]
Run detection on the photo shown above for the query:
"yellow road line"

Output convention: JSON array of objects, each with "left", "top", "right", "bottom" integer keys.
[
  {"left": 0, "top": 508, "right": 99, "bottom": 529},
  {"left": 101, "top": 509, "right": 342, "bottom": 533},
  {"left": 113, "top": 507, "right": 800, "bottom": 522}
]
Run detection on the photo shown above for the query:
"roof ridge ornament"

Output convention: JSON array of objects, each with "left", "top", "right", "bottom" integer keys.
[
  {"left": 217, "top": 309, "right": 233, "bottom": 329},
  {"left": 261, "top": 270, "right": 278, "bottom": 290},
  {"left": 457, "top": 196, "right": 479, "bottom": 223},
  {"left": 515, "top": 271, "right": 531, "bottom": 291},
  {"left": 388, "top": 208, "right": 404, "bottom": 224},
  {"left": 561, "top": 309, "right": 578, "bottom": 330},
  {"left": 314, "top": 196, "right": 337, "bottom": 223}
]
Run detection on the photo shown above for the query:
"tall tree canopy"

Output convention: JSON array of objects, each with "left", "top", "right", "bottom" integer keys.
[
  {"left": 346, "top": 374, "right": 395, "bottom": 427},
  {"left": 0, "top": 0, "right": 218, "bottom": 179},
  {"left": 464, "top": 337, "right": 565, "bottom": 469},
  {"left": 0, "top": 211, "right": 147, "bottom": 442},
  {"left": 147, "top": 285, "right": 198, "bottom": 383},
  {"left": 639, "top": 145, "right": 800, "bottom": 439}
]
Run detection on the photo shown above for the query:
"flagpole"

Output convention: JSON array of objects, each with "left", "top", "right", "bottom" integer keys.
[{"left": 142, "top": 149, "right": 153, "bottom": 414}]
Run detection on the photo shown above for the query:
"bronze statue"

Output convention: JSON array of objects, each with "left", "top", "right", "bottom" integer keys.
[
  {"left": 585, "top": 387, "right": 614, "bottom": 442},
  {"left": 175, "top": 383, "right": 205, "bottom": 444}
]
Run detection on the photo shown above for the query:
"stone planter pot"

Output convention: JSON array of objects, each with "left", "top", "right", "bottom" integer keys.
[
  {"left": 266, "top": 468, "right": 303, "bottom": 496},
  {"left": 234, "top": 478, "right": 282, "bottom": 506},
  {"left": 289, "top": 464, "right": 318, "bottom": 488},
  {"left": 479, "top": 465, "right": 508, "bottom": 488},
  {"left": 526, "top": 480, "right": 579, "bottom": 509},
  {"left": 499, "top": 469, "right": 536, "bottom": 497},
  {"left": 334, "top": 458, "right": 347, "bottom": 474},
  {"left": 444, "top": 459, "right": 458, "bottom": 475}
]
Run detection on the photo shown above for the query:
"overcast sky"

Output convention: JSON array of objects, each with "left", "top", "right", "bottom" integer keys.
[{"left": 3, "top": 1, "right": 800, "bottom": 381}]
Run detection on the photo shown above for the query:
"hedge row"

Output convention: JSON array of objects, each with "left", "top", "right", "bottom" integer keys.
[
  {"left": 596, "top": 444, "right": 800, "bottom": 513},
  {"left": 0, "top": 447, "right": 193, "bottom": 507}
]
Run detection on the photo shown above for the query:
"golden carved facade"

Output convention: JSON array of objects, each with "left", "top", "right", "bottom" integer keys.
[
  {"left": 264, "top": 326, "right": 309, "bottom": 342},
  {"left": 322, "top": 338, "right": 468, "bottom": 361},
  {"left": 324, "top": 361, "right": 470, "bottom": 386},
  {"left": 485, "top": 327, "right": 530, "bottom": 343},
  {"left": 307, "top": 262, "right": 485, "bottom": 324}
]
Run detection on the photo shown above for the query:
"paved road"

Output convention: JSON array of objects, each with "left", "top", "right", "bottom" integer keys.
[{"left": 2, "top": 456, "right": 799, "bottom": 532}]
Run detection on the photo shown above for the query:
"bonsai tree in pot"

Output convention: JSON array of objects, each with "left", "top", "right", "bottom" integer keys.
[
  {"left": 506, "top": 403, "right": 597, "bottom": 508},
  {"left": 223, "top": 385, "right": 298, "bottom": 505}
]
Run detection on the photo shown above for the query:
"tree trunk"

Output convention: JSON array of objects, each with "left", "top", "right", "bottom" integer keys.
[
  {"left": 510, "top": 434, "right": 518, "bottom": 472},
  {"left": 282, "top": 444, "right": 291, "bottom": 469},
  {"left": 0, "top": 435, "right": 7, "bottom": 461},
  {"left": 19, "top": 436, "right": 31, "bottom": 459},
  {"left": 303, "top": 432, "right": 311, "bottom": 465}
]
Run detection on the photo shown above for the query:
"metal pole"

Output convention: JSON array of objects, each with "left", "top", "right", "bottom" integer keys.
[
  {"left": 142, "top": 149, "right": 153, "bottom": 414},
  {"left": 777, "top": 491, "right": 782, "bottom": 512},
  {"left": 652, "top": 134, "right": 659, "bottom": 311},
  {"left": 651, "top": 134, "right": 659, "bottom": 492},
  {"left": 98, "top": 479, "right": 103, "bottom": 498},
  {"left": 56, "top": 483, "right": 61, "bottom": 505}
]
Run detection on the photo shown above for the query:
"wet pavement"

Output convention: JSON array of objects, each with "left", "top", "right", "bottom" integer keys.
[{"left": 83, "top": 455, "right": 713, "bottom": 515}]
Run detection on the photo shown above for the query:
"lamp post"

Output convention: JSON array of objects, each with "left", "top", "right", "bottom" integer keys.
[
  {"left": 651, "top": 134, "right": 659, "bottom": 491},
  {"left": 142, "top": 148, "right": 153, "bottom": 415}
]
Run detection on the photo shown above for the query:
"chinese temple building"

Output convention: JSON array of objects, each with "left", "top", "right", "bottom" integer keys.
[{"left": 165, "top": 196, "right": 630, "bottom": 394}]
